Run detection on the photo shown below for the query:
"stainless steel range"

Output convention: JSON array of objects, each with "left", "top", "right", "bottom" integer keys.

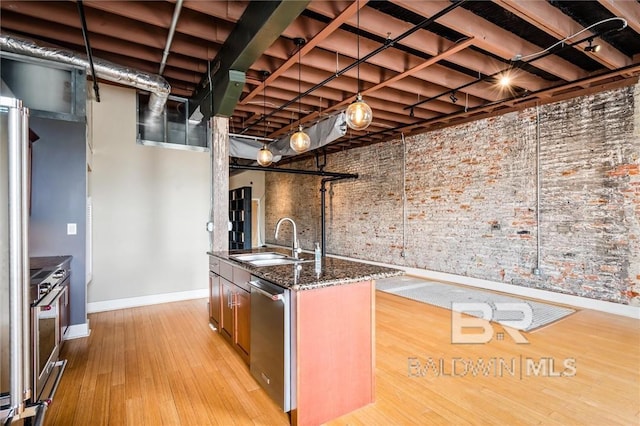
[
  {"left": 2, "top": 96, "right": 69, "bottom": 424},
  {"left": 29, "top": 261, "right": 69, "bottom": 404}
]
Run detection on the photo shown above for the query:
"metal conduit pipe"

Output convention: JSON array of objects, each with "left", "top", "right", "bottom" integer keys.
[
  {"left": 320, "top": 176, "right": 352, "bottom": 256},
  {"left": 0, "top": 33, "right": 171, "bottom": 116},
  {"left": 241, "top": 0, "right": 468, "bottom": 134},
  {"left": 159, "top": 0, "right": 184, "bottom": 75},
  {"left": 230, "top": 163, "right": 358, "bottom": 179}
]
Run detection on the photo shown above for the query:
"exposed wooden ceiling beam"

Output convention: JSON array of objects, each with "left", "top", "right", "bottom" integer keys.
[
  {"left": 494, "top": 0, "right": 631, "bottom": 70},
  {"left": 240, "top": 0, "right": 368, "bottom": 106},
  {"left": 597, "top": 0, "right": 640, "bottom": 34},
  {"left": 392, "top": 0, "right": 588, "bottom": 82},
  {"left": 85, "top": 0, "right": 234, "bottom": 47},
  {"left": 265, "top": 37, "right": 476, "bottom": 138},
  {"left": 389, "top": 64, "right": 640, "bottom": 136},
  {"left": 307, "top": 1, "right": 552, "bottom": 93}
]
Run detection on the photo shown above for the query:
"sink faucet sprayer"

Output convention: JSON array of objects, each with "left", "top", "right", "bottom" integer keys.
[{"left": 275, "top": 217, "right": 301, "bottom": 259}]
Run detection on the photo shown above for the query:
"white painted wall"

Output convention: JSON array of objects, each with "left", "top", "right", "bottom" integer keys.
[
  {"left": 230, "top": 170, "right": 266, "bottom": 246},
  {"left": 88, "top": 85, "right": 209, "bottom": 303}
]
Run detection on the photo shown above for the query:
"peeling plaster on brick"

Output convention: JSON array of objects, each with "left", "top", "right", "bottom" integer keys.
[{"left": 265, "top": 83, "right": 640, "bottom": 304}]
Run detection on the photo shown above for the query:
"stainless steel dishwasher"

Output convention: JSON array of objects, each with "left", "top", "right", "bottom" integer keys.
[{"left": 248, "top": 276, "right": 292, "bottom": 412}]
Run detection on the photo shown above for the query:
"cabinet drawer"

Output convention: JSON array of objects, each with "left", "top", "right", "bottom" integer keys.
[
  {"left": 219, "top": 260, "right": 234, "bottom": 282},
  {"left": 209, "top": 256, "right": 220, "bottom": 274},
  {"left": 234, "top": 267, "right": 251, "bottom": 292}
]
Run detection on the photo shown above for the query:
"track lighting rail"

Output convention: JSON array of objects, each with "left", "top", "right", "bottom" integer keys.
[
  {"left": 240, "top": 0, "right": 468, "bottom": 135},
  {"left": 404, "top": 26, "right": 627, "bottom": 112}
]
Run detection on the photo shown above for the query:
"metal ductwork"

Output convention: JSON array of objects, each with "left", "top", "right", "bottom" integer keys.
[
  {"left": 229, "top": 112, "right": 347, "bottom": 162},
  {"left": 0, "top": 33, "right": 170, "bottom": 116}
]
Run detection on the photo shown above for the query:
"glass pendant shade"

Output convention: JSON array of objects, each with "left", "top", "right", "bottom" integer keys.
[
  {"left": 346, "top": 94, "right": 373, "bottom": 131},
  {"left": 257, "top": 145, "right": 273, "bottom": 166},
  {"left": 290, "top": 125, "right": 311, "bottom": 153}
]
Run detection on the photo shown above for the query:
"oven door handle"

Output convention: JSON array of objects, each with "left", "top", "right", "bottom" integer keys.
[
  {"left": 248, "top": 281, "right": 284, "bottom": 302},
  {"left": 35, "top": 286, "right": 64, "bottom": 308}
]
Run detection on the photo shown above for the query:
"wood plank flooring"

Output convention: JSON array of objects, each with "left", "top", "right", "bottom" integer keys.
[{"left": 45, "top": 292, "right": 640, "bottom": 425}]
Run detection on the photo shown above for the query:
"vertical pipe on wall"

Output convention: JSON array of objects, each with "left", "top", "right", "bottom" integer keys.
[
  {"left": 321, "top": 181, "right": 326, "bottom": 256},
  {"left": 534, "top": 103, "right": 542, "bottom": 275},
  {"left": 320, "top": 177, "right": 339, "bottom": 257},
  {"left": 401, "top": 133, "right": 407, "bottom": 259}
]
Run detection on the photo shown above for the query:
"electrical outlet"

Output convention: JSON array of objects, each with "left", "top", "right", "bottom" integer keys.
[{"left": 67, "top": 223, "right": 77, "bottom": 235}]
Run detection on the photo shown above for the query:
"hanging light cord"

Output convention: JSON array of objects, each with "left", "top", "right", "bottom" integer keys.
[
  {"left": 263, "top": 75, "right": 267, "bottom": 140},
  {"left": 298, "top": 44, "right": 302, "bottom": 121},
  {"left": 356, "top": 0, "right": 360, "bottom": 92}
]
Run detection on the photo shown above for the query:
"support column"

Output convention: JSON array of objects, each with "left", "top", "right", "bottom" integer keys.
[{"left": 210, "top": 116, "right": 229, "bottom": 252}]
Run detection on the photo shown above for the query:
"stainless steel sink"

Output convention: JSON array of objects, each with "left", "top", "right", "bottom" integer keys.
[
  {"left": 248, "top": 258, "right": 300, "bottom": 267},
  {"left": 230, "top": 252, "right": 311, "bottom": 267},
  {"left": 230, "top": 252, "right": 287, "bottom": 262}
]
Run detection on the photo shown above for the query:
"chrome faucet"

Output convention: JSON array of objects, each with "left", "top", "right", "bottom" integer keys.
[{"left": 275, "top": 217, "right": 301, "bottom": 259}]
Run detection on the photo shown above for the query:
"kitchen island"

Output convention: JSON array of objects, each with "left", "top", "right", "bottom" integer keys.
[{"left": 208, "top": 248, "right": 402, "bottom": 426}]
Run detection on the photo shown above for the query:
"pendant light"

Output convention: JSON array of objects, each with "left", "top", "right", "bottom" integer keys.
[
  {"left": 257, "top": 70, "right": 273, "bottom": 166},
  {"left": 345, "top": 0, "right": 372, "bottom": 131},
  {"left": 290, "top": 38, "right": 311, "bottom": 153}
]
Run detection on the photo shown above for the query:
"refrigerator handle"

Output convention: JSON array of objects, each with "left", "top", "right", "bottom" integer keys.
[
  {"left": 19, "top": 106, "right": 31, "bottom": 403},
  {"left": 6, "top": 101, "right": 31, "bottom": 418}
]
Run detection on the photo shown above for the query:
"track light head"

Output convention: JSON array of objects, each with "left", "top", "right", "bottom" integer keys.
[
  {"left": 584, "top": 38, "right": 601, "bottom": 53},
  {"left": 449, "top": 92, "right": 458, "bottom": 104}
]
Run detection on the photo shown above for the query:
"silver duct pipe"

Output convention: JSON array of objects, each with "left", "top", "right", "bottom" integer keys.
[
  {"left": 159, "top": 0, "right": 184, "bottom": 75},
  {"left": 228, "top": 112, "right": 347, "bottom": 162},
  {"left": 0, "top": 33, "right": 170, "bottom": 116}
]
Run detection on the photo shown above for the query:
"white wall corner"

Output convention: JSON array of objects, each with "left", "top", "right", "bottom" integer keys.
[{"left": 64, "top": 322, "right": 91, "bottom": 340}]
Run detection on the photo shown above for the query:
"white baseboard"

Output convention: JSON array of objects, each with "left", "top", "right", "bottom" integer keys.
[
  {"left": 87, "top": 288, "right": 208, "bottom": 314},
  {"left": 64, "top": 322, "right": 91, "bottom": 340},
  {"left": 326, "top": 253, "right": 640, "bottom": 320}
]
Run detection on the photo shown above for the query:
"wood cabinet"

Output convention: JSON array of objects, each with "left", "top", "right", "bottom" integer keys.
[
  {"left": 208, "top": 256, "right": 221, "bottom": 329},
  {"left": 220, "top": 278, "right": 235, "bottom": 343},
  {"left": 209, "top": 256, "right": 251, "bottom": 364},
  {"left": 234, "top": 287, "right": 251, "bottom": 359},
  {"left": 208, "top": 272, "right": 221, "bottom": 329}
]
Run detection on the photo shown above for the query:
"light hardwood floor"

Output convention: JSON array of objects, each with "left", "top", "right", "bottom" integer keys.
[{"left": 45, "top": 292, "right": 639, "bottom": 425}]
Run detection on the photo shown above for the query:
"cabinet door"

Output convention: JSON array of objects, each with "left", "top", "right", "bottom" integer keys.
[
  {"left": 209, "top": 272, "right": 221, "bottom": 328},
  {"left": 234, "top": 287, "right": 251, "bottom": 362},
  {"left": 220, "top": 278, "right": 234, "bottom": 342}
]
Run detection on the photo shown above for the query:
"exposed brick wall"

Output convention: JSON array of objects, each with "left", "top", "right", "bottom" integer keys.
[
  {"left": 265, "top": 161, "right": 322, "bottom": 250},
  {"left": 265, "top": 83, "right": 639, "bottom": 304}
]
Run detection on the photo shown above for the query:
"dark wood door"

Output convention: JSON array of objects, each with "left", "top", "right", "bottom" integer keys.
[
  {"left": 234, "top": 287, "right": 251, "bottom": 363},
  {"left": 209, "top": 272, "right": 221, "bottom": 329},
  {"left": 220, "top": 278, "right": 234, "bottom": 343}
]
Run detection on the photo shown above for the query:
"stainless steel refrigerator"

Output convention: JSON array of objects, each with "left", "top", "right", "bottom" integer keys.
[{"left": 1, "top": 96, "right": 33, "bottom": 424}]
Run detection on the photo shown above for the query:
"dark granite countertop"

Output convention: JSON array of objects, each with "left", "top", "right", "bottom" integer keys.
[
  {"left": 30, "top": 255, "right": 72, "bottom": 271},
  {"left": 208, "top": 248, "right": 403, "bottom": 291}
]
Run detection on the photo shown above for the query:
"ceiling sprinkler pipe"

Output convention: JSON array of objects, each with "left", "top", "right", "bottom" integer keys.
[{"left": 0, "top": 33, "right": 170, "bottom": 116}]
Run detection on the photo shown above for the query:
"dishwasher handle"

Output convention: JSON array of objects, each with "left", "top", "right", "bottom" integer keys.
[{"left": 248, "top": 280, "right": 284, "bottom": 302}]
